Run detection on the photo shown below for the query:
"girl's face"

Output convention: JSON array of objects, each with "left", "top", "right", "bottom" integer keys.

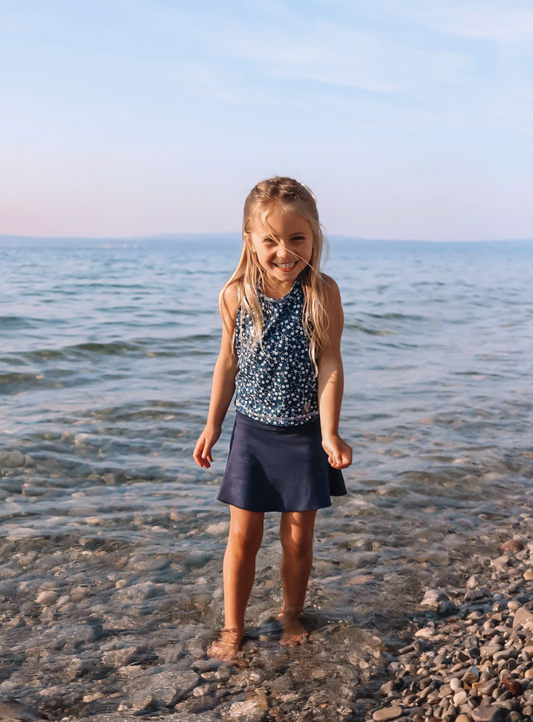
[{"left": 248, "top": 208, "right": 314, "bottom": 291}]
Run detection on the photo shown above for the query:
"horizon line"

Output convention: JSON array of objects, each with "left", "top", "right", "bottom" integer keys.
[{"left": 1, "top": 232, "right": 533, "bottom": 245}]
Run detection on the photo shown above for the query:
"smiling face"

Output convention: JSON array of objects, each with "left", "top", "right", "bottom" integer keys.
[{"left": 247, "top": 207, "right": 314, "bottom": 297}]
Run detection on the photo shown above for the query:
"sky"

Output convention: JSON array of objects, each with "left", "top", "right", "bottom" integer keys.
[{"left": 1, "top": 0, "right": 532, "bottom": 241}]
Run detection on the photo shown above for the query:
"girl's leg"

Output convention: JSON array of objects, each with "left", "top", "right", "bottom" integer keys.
[
  {"left": 278, "top": 509, "right": 317, "bottom": 645},
  {"left": 208, "top": 505, "right": 264, "bottom": 660}
]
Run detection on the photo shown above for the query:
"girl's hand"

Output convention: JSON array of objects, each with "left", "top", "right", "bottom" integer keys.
[
  {"left": 322, "top": 435, "right": 353, "bottom": 469},
  {"left": 193, "top": 424, "right": 222, "bottom": 469}
]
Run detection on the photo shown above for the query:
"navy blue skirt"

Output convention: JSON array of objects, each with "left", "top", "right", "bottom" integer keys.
[{"left": 217, "top": 412, "right": 347, "bottom": 512}]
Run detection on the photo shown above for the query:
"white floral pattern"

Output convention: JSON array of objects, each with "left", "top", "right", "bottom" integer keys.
[{"left": 234, "top": 278, "right": 319, "bottom": 426}]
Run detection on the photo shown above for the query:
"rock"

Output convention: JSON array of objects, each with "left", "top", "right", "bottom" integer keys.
[
  {"left": 129, "top": 692, "right": 154, "bottom": 713},
  {"left": 421, "top": 589, "right": 447, "bottom": 608},
  {"left": 513, "top": 607, "right": 533, "bottom": 630},
  {"left": 415, "top": 627, "right": 434, "bottom": 639},
  {"left": 472, "top": 705, "right": 502, "bottom": 722},
  {"left": 480, "top": 644, "right": 503, "bottom": 658},
  {"left": 133, "top": 669, "right": 199, "bottom": 708},
  {"left": 0, "top": 450, "right": 26, "bottom": 468},
  {"left": 456, "top": 716, "right": 470, "bottom": 722},
  {"left": 465, "top": 587, "right": 490, "bottom": 601},
  {"left": 35, "top": 591, "right": 57, "bottom": 606},
  {"left": 479, "top": 679, "right": 499, "bottom": 695},
  {"left": 372, "top": 709, "right": 403, "bottom": 721},
  {"left": 491, "top": 556, "right": 510, "bottom": 571},
  {"left": 501, "top": 540, "right": 524, "bottom": 553},
  {"left": 205, "top": 521, "right": 230, "bottom": 537},
  {"left": 463, "top": 666, "right": 481, "bottom": 684},
  {"left": 102, "top": 647, "right": 143, "bottom": 668},
  {"left": 184, "top": 551, "right": 213, "bottom": 568},
  {"left": 523, "top": 570, "right": 533, "bottom": 581},
  {"left": 502, "top": 678, "right": 523, "bottom": 696},
  {"left": 82, "top": 692, "right": 105, "bottom": 703},
  {"left": 115, "top": 581, "right": 164, "bottom": 603},
  {"left": 454, "top": 690, "right": 468, "bottom": 705},
  {"left": 0, "top": 699, "right": 47, "bottom": 721},
  {"left": 228, "top": 695, "right": 269, "bottom": 720}
]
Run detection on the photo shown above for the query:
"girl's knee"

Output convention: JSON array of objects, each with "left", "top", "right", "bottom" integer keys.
[
  {"left": 280, "top": 533, "right": 313, "bottom": 558},
  {"left": 228, "top": 520, "right": 263, "bottom": 556}
]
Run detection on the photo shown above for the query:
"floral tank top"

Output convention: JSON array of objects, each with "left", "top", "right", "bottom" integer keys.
[{"left": 234, "top": 278, "right": 319, "bottom": 426}]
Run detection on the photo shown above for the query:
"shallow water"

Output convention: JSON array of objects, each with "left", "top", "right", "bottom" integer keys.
[{"left": 1, "top": 239, "right": 533, "bottom": 717}]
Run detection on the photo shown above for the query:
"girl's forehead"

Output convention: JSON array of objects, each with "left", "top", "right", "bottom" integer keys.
[{"left": 250, "top": 206, "right": 311, "bottom": 236}]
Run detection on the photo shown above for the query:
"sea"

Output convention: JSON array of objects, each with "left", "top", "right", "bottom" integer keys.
[{"left": 1, "top": 237, "right": 533, "bottom": 623}]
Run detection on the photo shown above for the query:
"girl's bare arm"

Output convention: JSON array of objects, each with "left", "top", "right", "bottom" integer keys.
[
  {"left": 193, "top": 285, "right": 239, "bottom": 468},
  {"left": 317, "top": 276, "right": 353, "bottom": 470}
]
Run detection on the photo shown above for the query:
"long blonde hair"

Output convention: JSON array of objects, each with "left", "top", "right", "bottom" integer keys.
[{"left": 220, "top": 176, "right": 330, "bottom": 375}]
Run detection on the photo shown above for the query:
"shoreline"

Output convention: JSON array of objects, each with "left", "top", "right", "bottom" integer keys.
[{"left": 1, "top": 528, "right": 533, "bottom": 721}]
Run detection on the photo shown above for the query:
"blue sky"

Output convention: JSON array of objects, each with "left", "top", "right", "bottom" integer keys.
[{"left": 1, "top": 0, "right": 532, "bottom": 240}]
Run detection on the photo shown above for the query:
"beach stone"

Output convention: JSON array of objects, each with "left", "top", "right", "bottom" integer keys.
[
  {"left": 205, "top": 521, "right": 230, "bottom": 537},
  {"left": 454, "top": 690, "right": 468, "bottom": 705},
  {"left": 512, "top": 608, "right": 533, "bottom": 629},
  {"left": 228, "top": 695, "right": 269, "bottom": 720},
  {"left": 523, "top": 570, "right": 533, "bottom": 581},
  {"left": 35, "top": 590, "right": 57, "bottom": 606},
  {"left": 0, "top": 450, "right": 26, "bottom": 468},
  {"left": 492, "top": 556, "right": 511, "bottom": 572},
  {"left": 421, "top": 589, "right": 447, "bottom": 608},
  {"left": 184, "top": 551, "right": 213, "bottom": 568},
  {"left": 77, "top": 717, "right": 139, "bottom": 722},
  {"left": 129, "top": 691, "right": 154, "bottom": 713},
  {"left": 456, "top": 716, "right": 470, "bottom": 722},
  {"left": 115, "top": 581, "right": 164, "bottom": 603},
  {"left": 464, "top": 666, "right": 481, "bottom": 684},
  {"left": 372, "top": 708, "right": 403, "bottom": 721},
  {"left": 415, "top": 627, "right": 434, "bottom": 639},
  {"left": 472, "top": 705, "right": 502, "bottom": 722},
  {"left": 0, "top": 699, "right": 47, "bottom": 721},
  {"left": 479, "top": 679, "right": 499, "bottom": 696},
  {"left": 133, "top": 669, "right": 199, "bottom": 707},
  {"left": 129, "top": 557, "right": 169, "bottom": 572},
  {"left": 501, "top": 540, "right": 524, "bottom": 553}
]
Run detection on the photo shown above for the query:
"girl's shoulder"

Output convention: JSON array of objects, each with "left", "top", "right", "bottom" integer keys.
[
  {"left": 219, "top": 280, "right": 241, "bottom": 326},
  {"left": 318, "top": 273, "right": 341, "bottom": 305}
]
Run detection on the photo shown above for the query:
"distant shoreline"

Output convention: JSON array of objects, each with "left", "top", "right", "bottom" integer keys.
[{"left": 1, "top": 233, "right": 533, "bottom": 249}]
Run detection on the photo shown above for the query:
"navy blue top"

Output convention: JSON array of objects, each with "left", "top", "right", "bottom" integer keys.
[{"left": 234, "top": 278, "right": 319, "bottom": 426}]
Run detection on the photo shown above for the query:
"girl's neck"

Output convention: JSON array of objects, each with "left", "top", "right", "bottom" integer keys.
[{"left": 261, "top": 274, "right": 300, "bottom": 300}]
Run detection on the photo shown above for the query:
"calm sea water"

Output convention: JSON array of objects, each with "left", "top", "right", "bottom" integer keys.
[{"left": 1, "top": 239, "right": 533, "bottom": 546}]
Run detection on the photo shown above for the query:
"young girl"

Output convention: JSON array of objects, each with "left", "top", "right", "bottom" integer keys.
[{"left": 193, "top": 176, "right": 352, "bottom": 660}]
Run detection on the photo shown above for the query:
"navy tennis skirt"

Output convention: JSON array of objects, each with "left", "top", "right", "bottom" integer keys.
[{"left": 217, "top": 412, "right": 347, "bottom": 512}]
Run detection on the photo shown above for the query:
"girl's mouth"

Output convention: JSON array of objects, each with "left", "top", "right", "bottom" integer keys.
[{"left": 274, "top": 262, "right": 297, "bottom": 271}]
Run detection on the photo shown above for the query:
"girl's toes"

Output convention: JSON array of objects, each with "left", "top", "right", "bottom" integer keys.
[
  {"left": 207, "top": 627, "right": 244, "bottom": 660},
  {"left": 277, "top": 607, "right": 307, "bottom": 646}
]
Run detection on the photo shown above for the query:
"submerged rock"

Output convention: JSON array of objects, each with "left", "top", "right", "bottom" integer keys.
[{"left": 0, "top": 699, "right": 47, "bottom": 721}]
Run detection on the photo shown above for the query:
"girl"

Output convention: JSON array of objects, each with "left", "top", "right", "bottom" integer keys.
[{"left": 193, "top": 176, "right": 352, "bottom": 660}]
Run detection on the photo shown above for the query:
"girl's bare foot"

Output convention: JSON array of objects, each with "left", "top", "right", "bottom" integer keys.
[
  {"left": 278, "top": 606, "right": 308, "bottom": 646},
  {"left": 207, "top": 627, "right": 244, "bottom": 661}
]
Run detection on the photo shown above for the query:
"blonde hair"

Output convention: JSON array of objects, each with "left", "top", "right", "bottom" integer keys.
[{"left": 220, "top": 176, "right": 330, "bottom": 375}]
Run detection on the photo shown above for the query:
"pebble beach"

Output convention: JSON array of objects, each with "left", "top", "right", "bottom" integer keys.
[{"left": 1, "top": 239, "right": 533, "bottom": 721}]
